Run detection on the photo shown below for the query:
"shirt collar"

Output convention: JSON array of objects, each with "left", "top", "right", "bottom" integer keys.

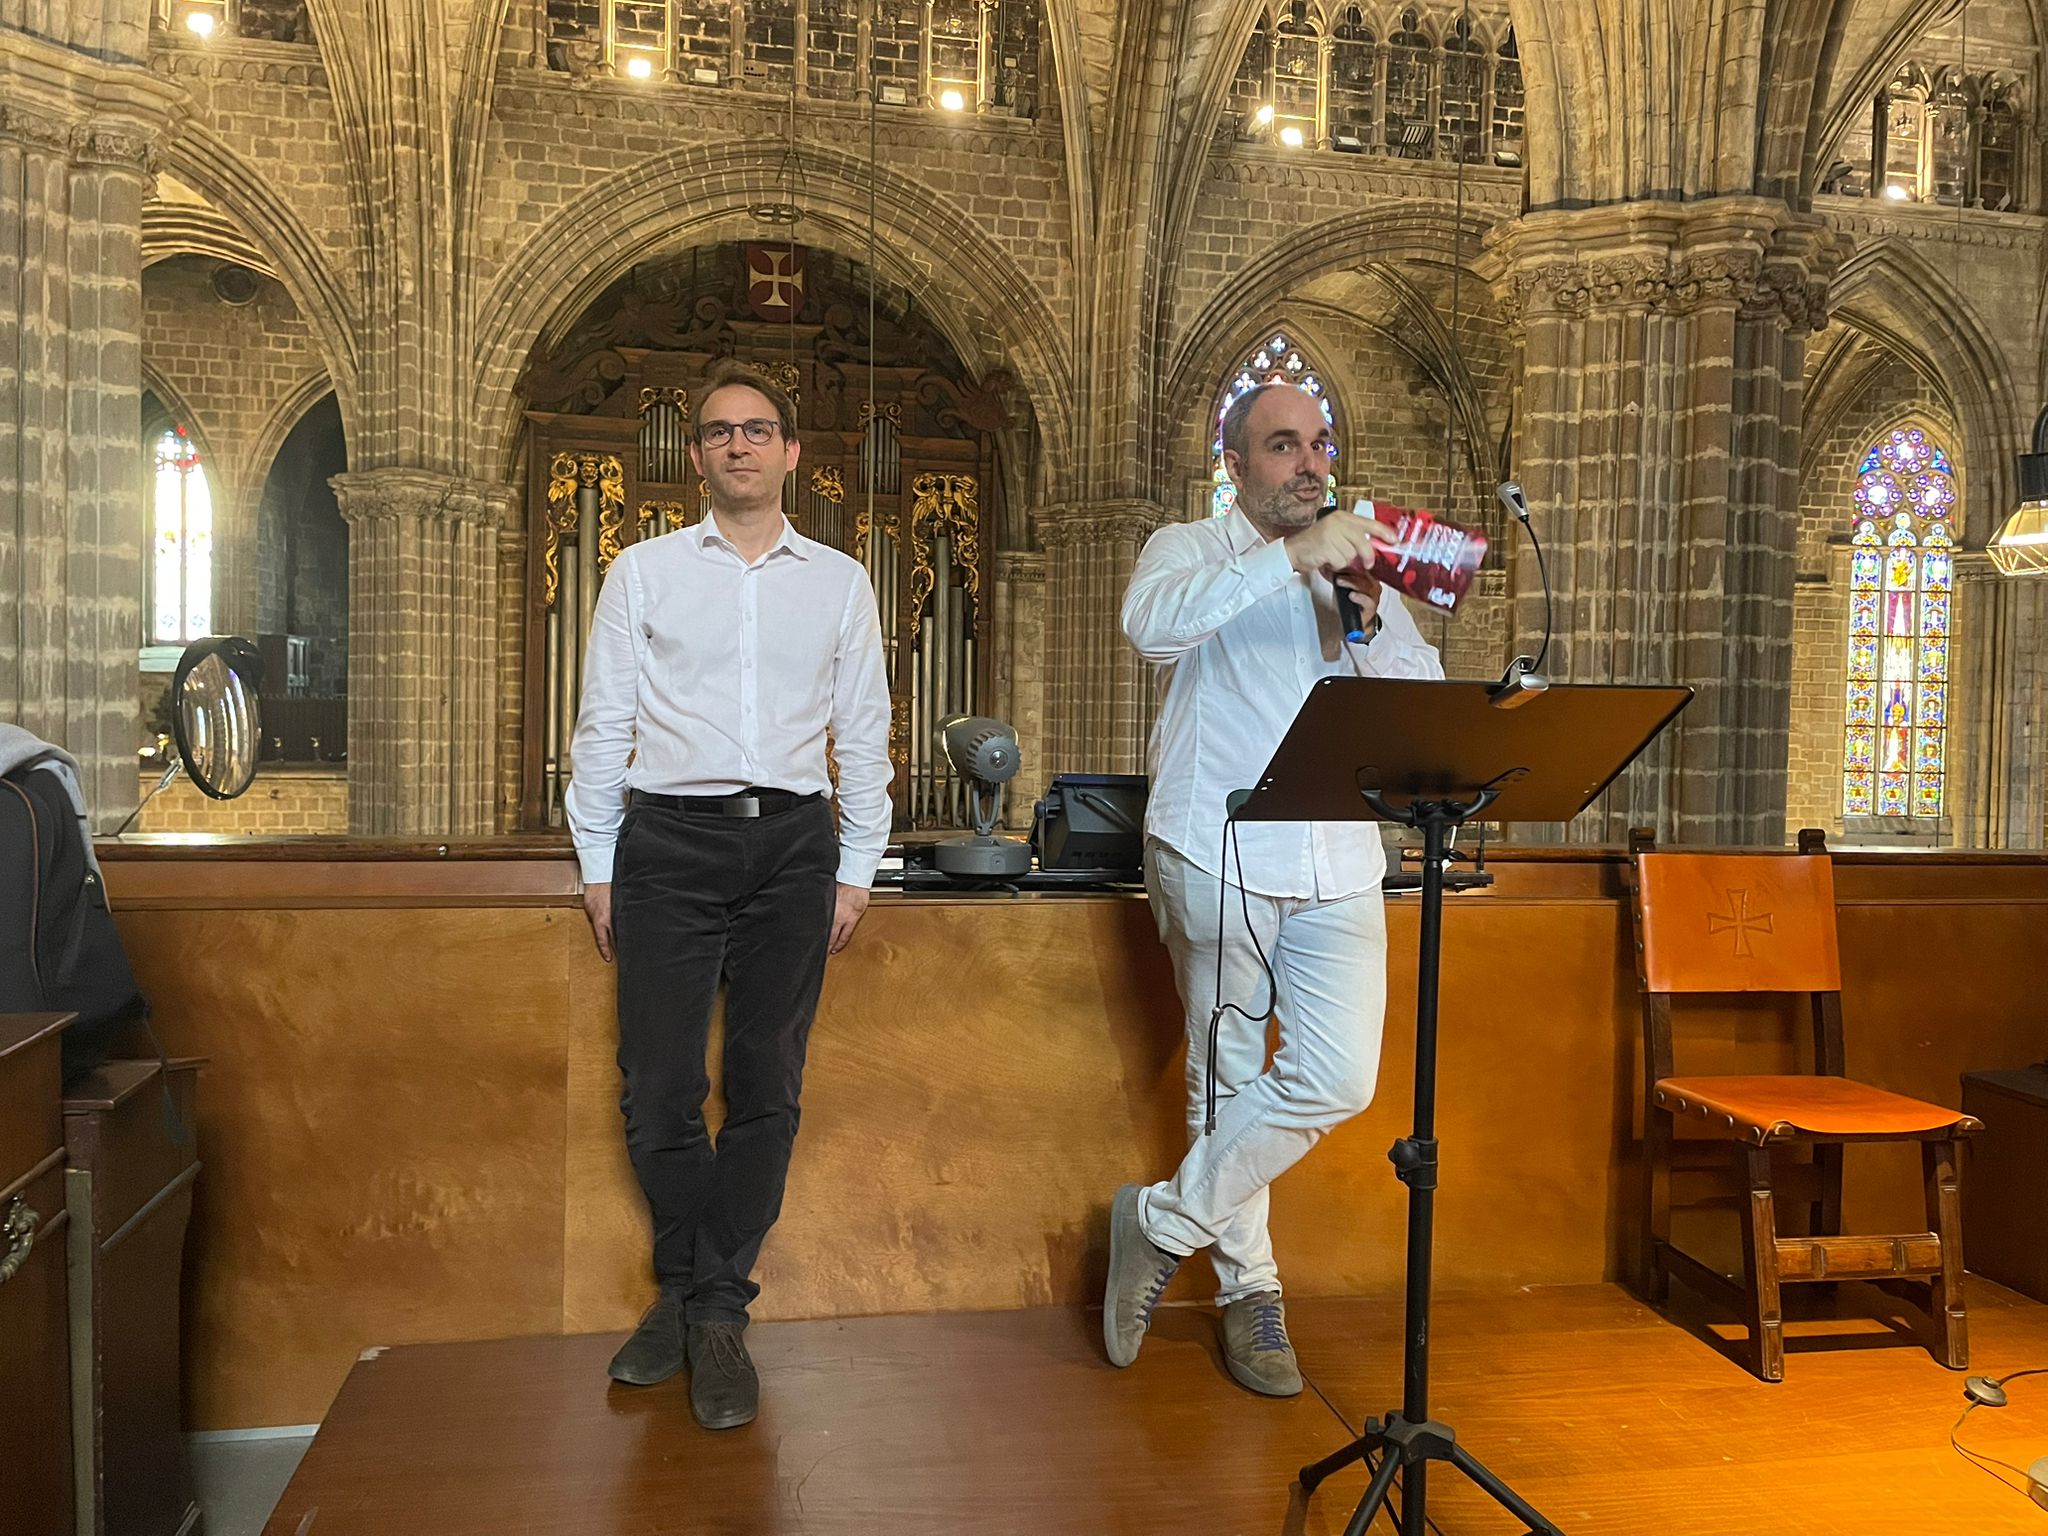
[
  {"left": 695, "top": 510, "right": 810, "bottom": 562},
  {"left": 1223, "top": 505, "right": 1270, "bottom": 557}
]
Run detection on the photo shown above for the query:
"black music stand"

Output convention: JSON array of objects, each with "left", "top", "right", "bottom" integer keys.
[{"left": 1232, "top": 676, "right": 1691, "bottom": 1536}]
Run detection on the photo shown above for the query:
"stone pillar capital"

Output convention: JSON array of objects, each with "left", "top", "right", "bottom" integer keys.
[
  {"left": 0, "top": 28, "right": 186, "bottom": 176},
  {"left": 333, "top": 469, "right": 515, "bottom": 529},
  {"left": 1482, "top": 198, "right": 1846, "bottom": 328},
  {"left": 1032, "top": 500, "right": 1177, "bottom": 550},
  {"left": 994, "top": 549, "right": 1048, "bottom": 585}
]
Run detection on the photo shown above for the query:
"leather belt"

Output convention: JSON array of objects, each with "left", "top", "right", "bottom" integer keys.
[{"left": 629, "top": 788, "right": 820, "bottom": 819}]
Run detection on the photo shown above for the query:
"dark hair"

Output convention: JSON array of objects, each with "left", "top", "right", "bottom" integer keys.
[
  {"left": 1219, "top": 383, "right": 1285, "bottom": 465},
  {"left": 696, "top": 361, "right": 800, "bottom": 444}
]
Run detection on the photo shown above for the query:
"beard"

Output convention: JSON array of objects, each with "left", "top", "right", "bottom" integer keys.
[{"left": 1243, "top": 473, "right": 1328, "bottom": 531}]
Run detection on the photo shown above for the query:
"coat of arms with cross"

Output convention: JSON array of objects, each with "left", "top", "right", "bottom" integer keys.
[{"left": 745, "top": 243, "right": 807, "bottom": 322}]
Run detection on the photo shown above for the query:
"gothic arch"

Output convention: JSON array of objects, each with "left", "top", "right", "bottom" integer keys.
[
  {"left": 141, "top": 204, "right": 279, "bottom": 280},
  {"left": 246, "top": 374, "right": 345, "bottom": 502},
  {"left": 467, "top": 141, "right": 1076, "bottom": 495},
  {"left": 158, "top": 124, "right": 363, "bottom": 441},
  {"left": 1803, "top": 328, "right": 1907, "bottom": 482},
  {"left": 139, "top": 365, "right": 225, "bottom": 485},
  {"left": 1163, "top": 203, "right": 1503, "bottom": 437},
  {"left": 1830, "top": 238, "right": 2021, "bottom": 544},
  {"left": 1185, "top": 316, "right": 1353, "bottom": 510}
]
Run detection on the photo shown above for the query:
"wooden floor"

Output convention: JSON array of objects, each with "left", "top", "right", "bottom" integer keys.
[{"left": 262, "top": 1282, "right": 2048, "bottom": 1535}]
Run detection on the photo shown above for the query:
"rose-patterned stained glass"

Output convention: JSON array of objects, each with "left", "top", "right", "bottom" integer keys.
[
  {"left": 1211, "top": 329, "right": 1338, "bottom": 516},
  {"left": 152, "top": 426, "right": 212, "bottom": 644},
  {"left": 1844, "top": 427, "right": 1953, "bottom": 819}
]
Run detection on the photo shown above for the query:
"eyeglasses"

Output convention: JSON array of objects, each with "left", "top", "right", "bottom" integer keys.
[{"left": 698, "top": 418, "right": 780, "bottom": 448}]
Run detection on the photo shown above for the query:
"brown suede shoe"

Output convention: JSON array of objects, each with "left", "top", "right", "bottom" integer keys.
[{"left": 1220, "top": 1290, "right": 1303, "bottom": 1397}]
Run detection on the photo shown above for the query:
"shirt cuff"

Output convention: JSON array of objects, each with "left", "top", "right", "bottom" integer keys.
[
  {"left": 576, "top": 844, "right": 616, "bottom": 885},
  {"left": 835, "top": 848, "right": 882, "bottom": 888}
]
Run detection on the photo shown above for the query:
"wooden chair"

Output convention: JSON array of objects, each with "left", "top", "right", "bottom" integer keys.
[{"left": 1627, "top": 828, "right": 1979, "bottom": 1381}]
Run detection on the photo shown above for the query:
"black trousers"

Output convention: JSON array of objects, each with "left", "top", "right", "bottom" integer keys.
[{"left": 612, "top": 793, "right": 838, "bottom": 1325}]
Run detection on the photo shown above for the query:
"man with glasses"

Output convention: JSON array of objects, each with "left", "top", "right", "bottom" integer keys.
[
  {"left": 566, "top": 360, "right": 892, "bottom": 1429},
  {"left": 1102, "top": 382, "right": 1442, "bottom": 1396}
]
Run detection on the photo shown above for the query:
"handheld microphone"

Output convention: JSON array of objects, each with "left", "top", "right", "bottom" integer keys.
[
  {"left": 1489, "top": 480, "right": 1553, "bottom": 710},
  {"left": 1314, "top": 503, "right": 1371, "bottom": 643}
]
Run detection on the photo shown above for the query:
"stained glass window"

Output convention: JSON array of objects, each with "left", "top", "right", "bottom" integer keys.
[
  {"left": 1844, "top": 427, "right": 1953, "bottom": 820},
  {"left": 1210, "top": 331, "right": 1337, "bottom": 518},
  {"left": 152, "top": 426, "right": 213, "bottom": 644}
]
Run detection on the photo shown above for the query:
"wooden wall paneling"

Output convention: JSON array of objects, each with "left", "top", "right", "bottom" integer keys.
[
  {"left": 96, "top": 847, "right": 2048, "bottom": 1428},
  {"left": 120, "top": 909, "right": 575, "bottom": 1428}
]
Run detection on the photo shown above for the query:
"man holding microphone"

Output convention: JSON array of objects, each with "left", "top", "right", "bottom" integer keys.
[{"left": 1103, "top": 381, "right": 1443, "bottom": 1396}]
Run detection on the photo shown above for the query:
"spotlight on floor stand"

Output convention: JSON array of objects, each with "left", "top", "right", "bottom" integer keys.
[{"left": 934, "top": 715, "right": 1032, "bottom": 877}]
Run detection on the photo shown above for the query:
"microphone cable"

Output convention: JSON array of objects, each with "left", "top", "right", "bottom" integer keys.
[{"left": 1204, "top": 812, "right": 1279, "bottom": 1136}]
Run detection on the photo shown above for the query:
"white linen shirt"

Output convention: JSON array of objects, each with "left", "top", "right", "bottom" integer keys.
[
  {"left": 565, "top": 512, "right": 893, "bottom": 888},
  {"left": 1122, "top": 505, "right": 1444, "bottom": 899}
]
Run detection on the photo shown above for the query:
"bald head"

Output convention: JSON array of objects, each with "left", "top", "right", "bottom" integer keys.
[{"left": 1221, "top": 384, "right": 1334, "bottom": 536}]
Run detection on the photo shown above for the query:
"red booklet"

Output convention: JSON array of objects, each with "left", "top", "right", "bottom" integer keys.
[{"left": 1345, "top": 499, "right": 1488, "bottom": 614}]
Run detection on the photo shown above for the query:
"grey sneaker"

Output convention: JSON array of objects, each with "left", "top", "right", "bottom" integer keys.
[
  {"left": 687, "top": 1321, "right": 760, "bottom": 1430},
  {"left": 1103, "top": 1183, "right": 1182, "bottom": 1367},
  {"left": 1220, "top": 1290, "right": 1303, "bottom": 1397},
  {"left": 607, "top": 1289, "right": 688, "bottom": 1386}
]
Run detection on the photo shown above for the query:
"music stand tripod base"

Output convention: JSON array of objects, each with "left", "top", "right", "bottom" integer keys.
[
  {"left": 1295, "top": 791, "right": 1564, "bottom": 1536},
  {"left": 1230, "top": 676, "right": 1691, "bottom": 1536}
]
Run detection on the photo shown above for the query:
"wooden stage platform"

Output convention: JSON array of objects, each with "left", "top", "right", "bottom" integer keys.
[{"left": 263, "top": 1282, "right": 2048, "bottom": 1535}]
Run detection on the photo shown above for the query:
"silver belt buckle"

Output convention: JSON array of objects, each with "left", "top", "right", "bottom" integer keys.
[{"left": 730, "top": 794, "right": 761, "bottom": 818}]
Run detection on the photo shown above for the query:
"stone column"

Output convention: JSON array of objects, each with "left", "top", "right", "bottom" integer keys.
[
  {"left": 992, "top": 549, "right": 1046, "bottom": 823},
  {"left": 494, "top": 523, "right": 529, "bottom": 834},
  {"left": 1950, "top": 557, "right": 2048, "bottom": 848},
  {"left": 1034, "top": 501, "right": 1175, "bottom": 778},
  {"left": 333, "top": 470, "right": 514, "bottom": 835},
  {"left": 1485, "top": 201, "right": 1842, "bottom": 847},
  {"left": 0, "top": 31, "right": 180, "bottom": 825}
]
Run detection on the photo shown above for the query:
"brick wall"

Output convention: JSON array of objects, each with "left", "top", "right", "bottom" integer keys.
[
  {"left": 131, "top": 765, "right": 348, "bottom": 833},
  {"left": 142, "top": 255, "right": 328, "bottom": 634}
]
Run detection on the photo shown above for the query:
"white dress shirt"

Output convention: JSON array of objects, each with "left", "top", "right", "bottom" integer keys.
[
  {"left": 1122, "top": 505, "right": 1445, "bottom": 899},
  {"left": 565, "top": 513, "right": 894, "bottom": 888}
]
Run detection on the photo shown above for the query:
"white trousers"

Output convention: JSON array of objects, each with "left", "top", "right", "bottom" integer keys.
[{"left": 1139, "top": 840, "right": 1390, "bottom": 1304}]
